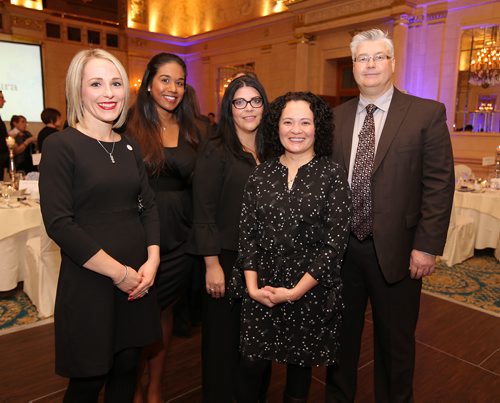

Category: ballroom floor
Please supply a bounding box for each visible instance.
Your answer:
[0,292,498,402]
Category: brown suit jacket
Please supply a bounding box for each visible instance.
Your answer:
[333,88,454,283]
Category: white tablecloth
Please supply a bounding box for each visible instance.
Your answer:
[0,202,42,240]
[0,201,60,317]
[454,189,500,260]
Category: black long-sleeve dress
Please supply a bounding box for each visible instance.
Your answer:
[189,138,257,402]
[39,127,162,377]
[231,156,351,366]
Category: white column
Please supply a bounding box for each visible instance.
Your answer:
[392,14,410,91]
[294,34,313,91]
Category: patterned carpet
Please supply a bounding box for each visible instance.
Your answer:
[0,289,41,332]
[423,252,500,317]
[0,252,498,333]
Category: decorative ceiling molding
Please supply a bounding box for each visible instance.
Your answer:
[303,0,393,26]
[426,10,447,25]
[11,15,43,31]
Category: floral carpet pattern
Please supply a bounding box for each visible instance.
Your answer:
[423,254,500,317]
[0,290,40,331]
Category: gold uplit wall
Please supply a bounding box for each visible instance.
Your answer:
[128,0,288,37]
[2,0,500,175]
[9,0,42,10]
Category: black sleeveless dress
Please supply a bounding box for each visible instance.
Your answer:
[149,132,199,309]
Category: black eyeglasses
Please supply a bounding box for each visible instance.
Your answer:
[232,97,263,109]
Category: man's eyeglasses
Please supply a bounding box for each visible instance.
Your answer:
[353,54,392,64]
[232,97,263,109]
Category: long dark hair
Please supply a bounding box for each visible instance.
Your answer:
[216,75,269,162]
[265,92,333,158]
[127,52,200,175]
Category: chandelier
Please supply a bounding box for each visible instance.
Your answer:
[469,27,500,88]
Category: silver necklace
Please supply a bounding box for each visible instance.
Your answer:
[96,138,116,163]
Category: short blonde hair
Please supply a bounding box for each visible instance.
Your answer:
[350,29,394,60]
[65,49,130,128]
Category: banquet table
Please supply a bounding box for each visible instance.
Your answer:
[453,188,500,260]
[0,200,60,317]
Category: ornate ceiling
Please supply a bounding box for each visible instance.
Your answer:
[37,0,299,38]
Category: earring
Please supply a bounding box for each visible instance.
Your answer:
[147,87,151,92]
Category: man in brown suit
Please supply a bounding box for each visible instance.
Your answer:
[326,29,454,402]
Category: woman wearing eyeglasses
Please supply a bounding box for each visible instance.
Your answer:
[189,75,270,402]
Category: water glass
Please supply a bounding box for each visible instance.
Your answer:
[1,182,14,200]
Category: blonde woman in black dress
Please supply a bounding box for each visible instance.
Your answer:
[40,49,161,402]
[231,92,351,402]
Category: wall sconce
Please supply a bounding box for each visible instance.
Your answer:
[132,78,142,94]
[217,63,256,106]
[478,102,494,112]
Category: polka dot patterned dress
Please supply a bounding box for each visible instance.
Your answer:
[230,155,351,366]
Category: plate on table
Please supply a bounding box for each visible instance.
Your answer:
[0,201,20,208]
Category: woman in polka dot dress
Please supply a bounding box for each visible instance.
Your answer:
[231,92,351,402]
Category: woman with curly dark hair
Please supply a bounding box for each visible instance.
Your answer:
[231,92,351,402]
[263,92,334,158]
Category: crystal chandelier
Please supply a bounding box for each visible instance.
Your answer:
[469,27,500,88]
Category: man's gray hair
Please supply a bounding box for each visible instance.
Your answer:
[350,29,394,60]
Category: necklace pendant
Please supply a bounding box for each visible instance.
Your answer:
[110,155,115,163]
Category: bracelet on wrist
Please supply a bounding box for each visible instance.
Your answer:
[113,265,128,286]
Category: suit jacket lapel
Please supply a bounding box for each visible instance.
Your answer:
[373,88,411,173]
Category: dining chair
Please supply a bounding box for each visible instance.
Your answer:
[454,164,473,182]
[24,225,61,318]
[440,198,476,267]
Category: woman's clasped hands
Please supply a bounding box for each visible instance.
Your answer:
[128,258,159,301]
[110,260,157,301]
[249,286,297,307]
